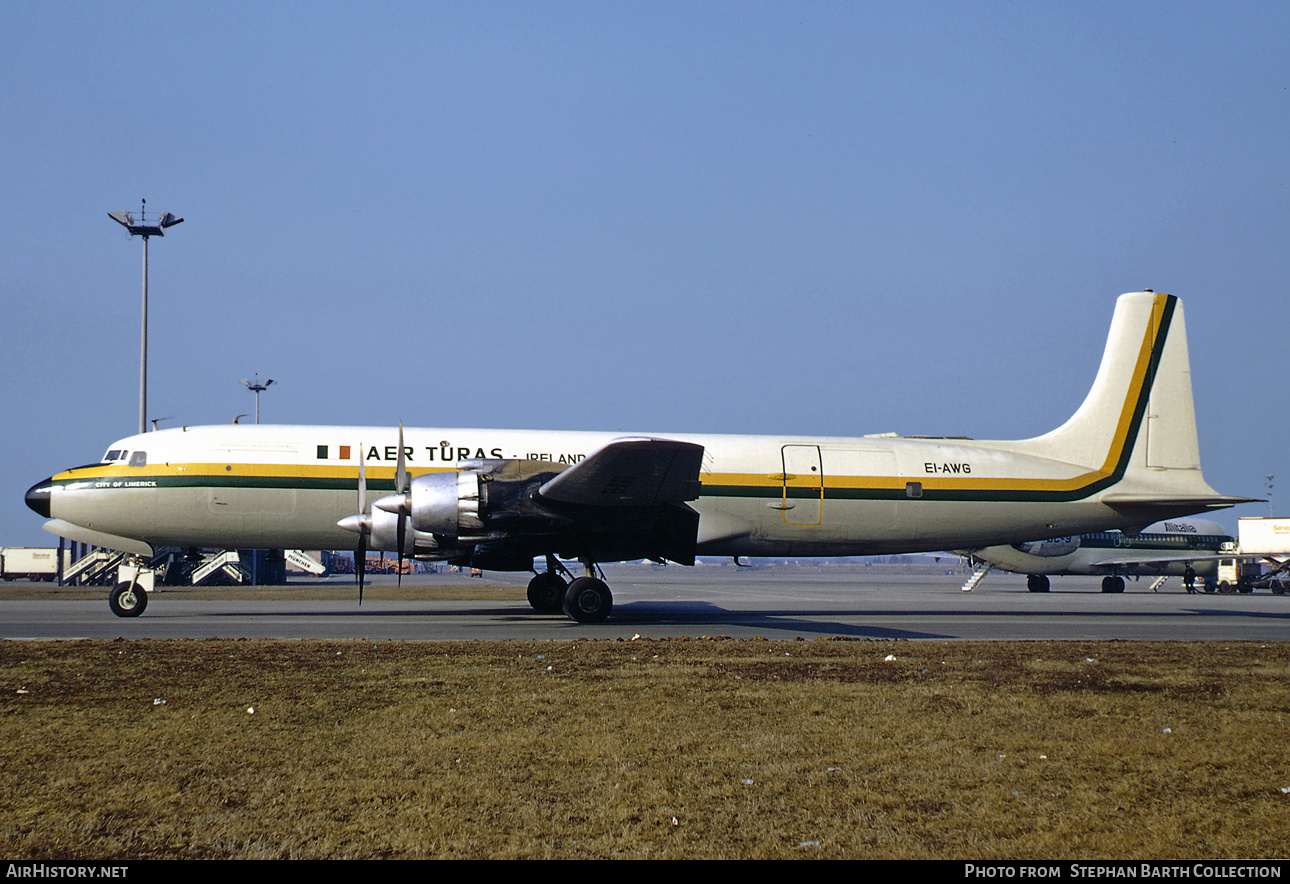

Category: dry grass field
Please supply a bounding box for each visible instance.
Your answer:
[2,636,1288,859]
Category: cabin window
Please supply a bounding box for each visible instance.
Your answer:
[129,451,147,467]
[905,481,923,499]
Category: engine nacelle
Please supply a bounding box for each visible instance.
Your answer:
[403,471,482,536]
[1012,536,1080,557]
[372,461,568,550]
[365,504,429,556]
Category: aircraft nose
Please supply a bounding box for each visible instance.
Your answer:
[25,478,52,518]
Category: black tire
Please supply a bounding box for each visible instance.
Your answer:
[1101,576,1125,593]
[108,581,147,618]
[563,576,613,623]
[526,572,567,614]
[1027,574,1050,593]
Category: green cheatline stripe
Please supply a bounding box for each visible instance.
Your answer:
[704,484,1096,504]
[55,475,398,493]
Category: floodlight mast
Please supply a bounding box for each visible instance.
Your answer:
[108,199,184,434]
[240,375,275,424]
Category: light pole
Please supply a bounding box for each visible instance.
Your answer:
[240,376,275,424]
[108,199,184,435]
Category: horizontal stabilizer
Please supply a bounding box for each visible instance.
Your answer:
[1102,493,1261,511]
[537,438,704,508]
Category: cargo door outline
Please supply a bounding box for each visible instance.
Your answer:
[781,444,823,526]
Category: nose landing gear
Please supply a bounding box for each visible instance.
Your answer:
[108,580,148,617]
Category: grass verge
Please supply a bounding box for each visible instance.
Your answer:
[2,638,1288,859]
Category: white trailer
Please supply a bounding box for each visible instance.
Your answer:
[1,547,60,582]
[1237,517,1290,555]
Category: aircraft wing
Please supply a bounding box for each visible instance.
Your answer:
[1084,551,1225,570]
[536,437,704,507]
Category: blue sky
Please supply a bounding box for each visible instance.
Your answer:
[2,1,1286,548]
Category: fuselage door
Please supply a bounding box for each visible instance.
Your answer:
[781,444,823,526]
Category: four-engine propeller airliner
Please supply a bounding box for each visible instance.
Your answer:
[26,291,1250,621]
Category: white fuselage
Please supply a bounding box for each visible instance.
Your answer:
[35,422,1191,560]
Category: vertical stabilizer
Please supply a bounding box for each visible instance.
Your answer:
[1015,292,1217,501]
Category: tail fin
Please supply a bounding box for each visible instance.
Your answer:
[1015,291,1246,513]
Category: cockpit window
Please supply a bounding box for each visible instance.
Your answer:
[129,451,147,467]
[103,449,123,462]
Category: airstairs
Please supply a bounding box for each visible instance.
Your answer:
[961,562,992,592]
[61,547,326,587]
[62,549,130,585]
[63,547,247,586]
[190,550,248,585]
[283,549,326,576]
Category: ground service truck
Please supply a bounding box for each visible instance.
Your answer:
[1,547,59,582]
[1215,518,1290,594]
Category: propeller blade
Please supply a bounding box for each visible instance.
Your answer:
[395,422,408,587]
[357,442,367,514]
[395,422,408,493]
[357,443,367,605]
[357,531,366,605]
[396,525,406,586]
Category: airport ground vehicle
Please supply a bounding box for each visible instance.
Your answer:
[1,547,59,582]
[1212,518,1290,594]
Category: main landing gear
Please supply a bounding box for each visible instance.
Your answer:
[1101,575,1126,593]
[1026,574,1050,593]
[525,556,614,623]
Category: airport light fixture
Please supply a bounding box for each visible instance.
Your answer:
[240,375,275,424]
[108,199,184,435]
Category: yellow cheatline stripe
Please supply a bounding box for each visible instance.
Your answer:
[54,463,457,481]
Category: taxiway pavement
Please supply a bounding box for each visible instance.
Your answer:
[5,565,1289,641]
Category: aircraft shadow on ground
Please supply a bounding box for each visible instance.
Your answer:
[197,600,946,639]
[180,597,1288,641]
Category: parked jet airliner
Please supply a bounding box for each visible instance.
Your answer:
[959,517,1235,593]
[26,291,1249,621]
